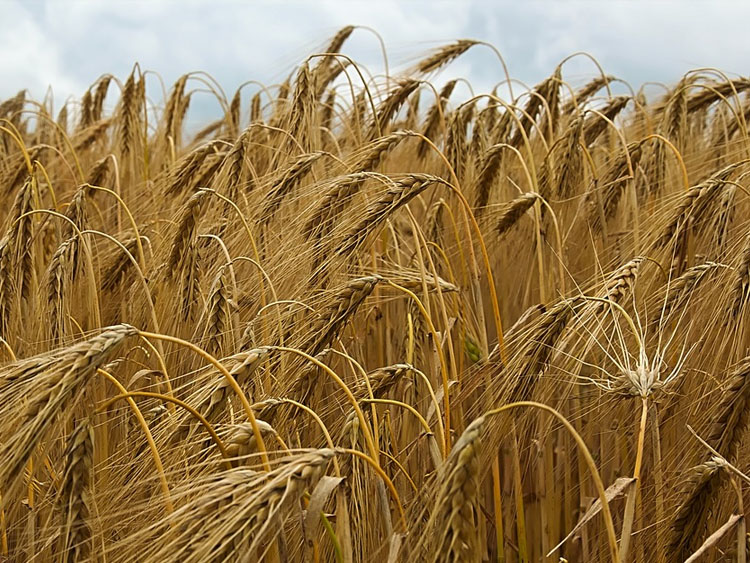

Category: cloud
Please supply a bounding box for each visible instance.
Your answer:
[1,0,749,123]
[0,1,85,104]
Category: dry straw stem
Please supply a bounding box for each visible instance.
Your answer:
[482,401,620,563]
[100,389,232,468]
[269,345,380,462]
[138,330,272,470]
[386,280,451,452]
[0,324,135,496]
[731,234,750,316]
[95,368,175,514]
[57,418,94,563]
[250,396,342,474]
[670,357,750,559]
[6,30,750,563]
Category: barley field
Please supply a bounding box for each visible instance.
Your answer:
[1,27,749,562]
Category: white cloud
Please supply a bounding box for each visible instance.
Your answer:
[1,0,749,122]
[0,1,85,104]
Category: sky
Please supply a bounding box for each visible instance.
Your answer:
[1,0,749,123]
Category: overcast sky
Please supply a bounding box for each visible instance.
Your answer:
[2,0,749,122]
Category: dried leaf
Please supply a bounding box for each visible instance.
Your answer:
[426,381,458,425]
[684,514,742,563]
[387,533,405,563]
[304,475,345,540]
[549,476,635,555]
